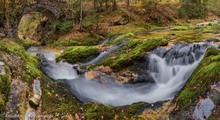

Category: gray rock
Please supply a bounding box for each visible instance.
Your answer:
[0,61,6,75]
[193,97,215,120]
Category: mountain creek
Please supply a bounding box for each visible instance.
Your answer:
[1,20,220,120]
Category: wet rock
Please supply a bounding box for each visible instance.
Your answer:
[114,70,138,84]
[85,71,99,79]
[29,78,42,109]
[141,102,176,120]
[29,94,41,109]
[152,43,207,65]
[25,109,36,120]
[193,97,215,120]
[0,61,6,75]
[73,65,85,74]
[96,66,112,73]
[33,78,42,96]
[134,73,155,84]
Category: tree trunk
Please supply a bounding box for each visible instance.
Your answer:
[113,0,117,10]
[79,0,83,31]
[127,0,130,7]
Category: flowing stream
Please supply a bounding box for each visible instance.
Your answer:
[28,41,216,106]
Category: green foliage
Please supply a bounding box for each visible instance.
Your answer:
[209,0,220,17]
[53,20,73,32]
[179,0,209,19]
[82,13,104,30]
[176,47,220,109]
[57,46,100,63]
[82,14,97,29]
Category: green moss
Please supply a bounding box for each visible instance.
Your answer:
[57,46,100,63]
[109,23,146,36]
[172,26,189,31]
[99,38,168,70]
[41,79,81,115]
[0,39,43,84]
[176,47,220,109]
[84,102,116,120]
[51,36,99,47]
[84,102,145,120]
[107,33,134,45]
[15,38,35,49]
[169,30,212,43]
[0,64,11,113]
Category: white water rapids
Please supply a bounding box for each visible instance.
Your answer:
[28,42,214,106]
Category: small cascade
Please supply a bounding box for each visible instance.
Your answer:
[79,45,121,67]
[149,43,207,85]
[27,47,78,80]
[62,43,210,106]
[28,41,217,106]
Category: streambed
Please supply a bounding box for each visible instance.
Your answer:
[27,40,218,106]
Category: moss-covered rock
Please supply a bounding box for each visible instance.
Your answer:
[0,64,11,113]
[57,46,100,63]
[84,102,146,120]
[41,79,81,116]
[0,39,81,117]
[172,26,189,31]
[176,47,220,109]
[0,39,43,83]
[107,33,134,45]
[99,37,168,70]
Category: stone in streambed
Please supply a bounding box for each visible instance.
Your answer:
[29,94,41,109]
[85,71,99,79]
[29,78,42,109]
[0,61,6,75]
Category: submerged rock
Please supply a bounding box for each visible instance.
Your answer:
[85,71,100,79]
